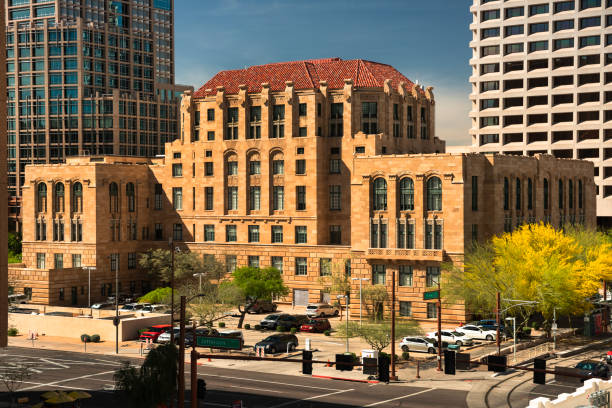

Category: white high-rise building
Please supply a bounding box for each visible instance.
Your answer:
[469,0,612,224]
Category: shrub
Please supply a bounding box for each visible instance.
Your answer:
[80,334,91,343]
[276,325,286,332]
[401,351,410,361]
[290,327,298,334]
[531,321,541,330]
[244,324,251,330]
[522,327,532,336]
[7,327,18,337]
[91,334,101,343]
[218,322,226,328]
[323,330,331,336]
[254,324,262,330]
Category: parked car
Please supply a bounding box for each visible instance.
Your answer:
[260,314,308,330]
[139,324,172,343]
[476,319,505,332]
[427,330,474,347]
[218,330,244,341]
[300,318,331,333]
[400,337,439,354]
[119,303,147,312]
[91,301,114,310]
[247,300,277,314]
[254,334,299,354]
[142,304,168,313]
[156,327,180,344]
[8,294,28,304]
[455,325,497,341]
[305,303,340,318]
[575,360,610,380]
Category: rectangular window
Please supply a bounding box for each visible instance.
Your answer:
[248,225,259,243]
[205,162,214,176]
[529,4,549,15]
[72,254,81,268]
[272,256,283,273]
[154,184,163,210]
[295,257,307,276]
[427,303,438,319]
[372,264,386,285]
[249,106,261,139]
[172,187,182,210]
[320,258,332,276]
[399,265,413,287]
[154,223,163,240]
[272,160,284,175]
[273,186,284,210]
[249,187,261,211]
[205,187,213,210]
[227,161,238,175]
[36,253,45,269]
[110,253,119,272]
[330,103,344,137]
[54,253,63,269]
[329,225,341,245]
[271,225,283,243]
[226,225,237,242]
[128,253,136,269]
[295,226,307,244]
[362,102,377,134]
[329,159,341,174]
[207,131,215,141]
[225,107,238,140]
[298,127,307,137]
[272,105,285,138]
[173,224,183,241]
[207,108,215,121]
[299,103,307,117]
[472,176,478,211]
[296,186,306,210]
[426,266,440,287]
[172,163,182,177]
[227,187,238,210]
[329,185,341,210]
[226,255,237,273]
[248,256,259,268]
[554,1,575,13]
[204,225,215,242]
[399,301,412,317]
[249,160,261,175]
[296,159,306,175]
[482,9,500,21]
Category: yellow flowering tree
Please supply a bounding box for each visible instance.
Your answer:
[444,224,612,325]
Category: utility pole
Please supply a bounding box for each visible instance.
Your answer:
[390,268,397,380]
[190,321,197,408]
[437,280,442,371]
[496,291,501,355]
[178,296,186,408]
[170,238,175,345]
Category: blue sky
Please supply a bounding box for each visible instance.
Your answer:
[174,0,473,145]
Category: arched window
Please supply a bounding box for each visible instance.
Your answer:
[568,180,573,210]
[543,178,549,210]
[54,183,64,212]
[109,182,119,213]
[37,183,47,212]
[515,178,521,210]
[527,178,533,211]
[126,182,135,212]
[427,177,442,211]
[558,180,564,209]
[72,182,83,213]
[399,178,414,211]
[578,180,583,210]
[503,177,509,211]
[372,178,387,211]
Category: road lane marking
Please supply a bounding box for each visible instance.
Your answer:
[268,389,354,408]
[363,388,436,406]
[19,381,93,391]
[40,358,70,369]
[20,370,117,391]
[199,373,344,391]
[228,385,283,393]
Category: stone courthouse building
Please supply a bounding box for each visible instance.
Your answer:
[9,58,597,323]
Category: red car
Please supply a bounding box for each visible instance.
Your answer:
[300,318,331,333]
[139,324,172,343]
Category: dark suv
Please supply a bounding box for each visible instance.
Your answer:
[254,334,298,354]
[247,300,277,314]
[260,314,308,330]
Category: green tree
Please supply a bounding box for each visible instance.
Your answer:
[335,321,422,353]
[361,285,389,322]
[137,287,172,304]
[226,266,289,328]
[179,279,242,326]
[138,249,225,285]
[444,224,612,330]
[114,343,178,408]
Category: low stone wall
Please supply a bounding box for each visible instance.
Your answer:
[528,378,612,408]
[8,312,170,341]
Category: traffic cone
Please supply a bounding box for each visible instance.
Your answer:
[326,359,331,367]
[208,357,212,362]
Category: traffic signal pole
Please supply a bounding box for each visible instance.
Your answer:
[390,268,397,380]
[190,321,197,408]
[178,296,186,408]
[496,292,501,355]
[437,281,442,371]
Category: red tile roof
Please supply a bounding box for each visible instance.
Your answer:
[193,58,421,98]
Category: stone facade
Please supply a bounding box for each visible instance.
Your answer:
[9,58,597,324]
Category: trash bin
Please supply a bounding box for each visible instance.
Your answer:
[361,349,378,362]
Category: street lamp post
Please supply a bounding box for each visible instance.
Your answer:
[505,317,516,362]
[82,266,96,308]
[169,237,176,346]
[193,273,205,293]
[337,295,349,353]
[351,277,369,326]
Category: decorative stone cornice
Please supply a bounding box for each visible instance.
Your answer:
[215,86,225,108]
[343,79,353,103]
[238,84,248,107]
[425,86,435,104]
[319,80,328,99]
[398,81,407,101]
[284,81,295,105]
[383,79,392,96]
[261,83,270,106]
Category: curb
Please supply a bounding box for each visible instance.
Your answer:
[311,374,380,384]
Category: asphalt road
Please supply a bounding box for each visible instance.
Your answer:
[0,347,468,408]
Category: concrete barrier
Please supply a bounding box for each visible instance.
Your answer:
[528,378,611,408]
[8,312,170,341]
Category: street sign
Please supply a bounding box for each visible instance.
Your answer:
[196,336,242,350]
[423,290,440,300]
[551,323,558,331]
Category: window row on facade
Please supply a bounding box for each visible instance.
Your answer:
[479,56,612,75]
[479,16,611,41]
[479,1,608,22]
[479,73,610,94]
[371,176,442,212]
[478,91,612,110]
[502,176,586,213]
[479,112,612,128]
[480,129,612,145]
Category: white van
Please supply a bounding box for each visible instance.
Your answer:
[8,294,27,304]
